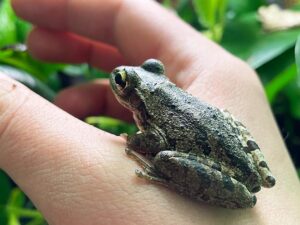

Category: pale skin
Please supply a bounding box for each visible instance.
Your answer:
[0,0,298,224]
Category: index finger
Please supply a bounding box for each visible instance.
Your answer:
[10,0,174,60]
[11,0,222,79]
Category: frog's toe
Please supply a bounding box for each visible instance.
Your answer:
[135,169,168,186]
[265,175,276,187]
[251,185,261,193]
[120,133,128,140]
[135,169,144,178]
[251,195,257,207]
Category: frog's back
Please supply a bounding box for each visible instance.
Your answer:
[144,83,262,190]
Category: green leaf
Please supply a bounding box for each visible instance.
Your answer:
[86,116,138,135]
[6,188,25,225]
[8,189,25,208]
[222,13,300,69]
[192,0,228,41]
[8,215,20,225]
[294,34,300,83]
[60,64,109,82]
[0,171,11,204]
[227,0,265,17]
[0,171,11,225]
[257,47,296,84]
[5,207,43,220]
[248,30,300,69]
[193,0,216,28]
[25,218,46,225]
[62,64,90,77]
[176,0,199,26]
[280,34,300,119]
[15,18,32,43]
[0,65,56,101]
[0,45,66,82]
[3,188,44,224]
[265,64,297,103]
[162,0,172,8]
[0,0,17,45]
[0,205,8,225]
[285,81,300,119]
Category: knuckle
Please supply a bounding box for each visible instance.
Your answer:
[231,58,265,93]
[217,56,265,94]
[189,54,267,112]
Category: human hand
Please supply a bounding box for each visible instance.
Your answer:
[0,0,298,224]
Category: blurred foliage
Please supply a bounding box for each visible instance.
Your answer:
[0,0,300,224]
[86,116,138,135]
[192,0,228,41]
[0,172,45,225]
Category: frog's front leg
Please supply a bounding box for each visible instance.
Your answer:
[152,151,257,209]
[127,128,168,154]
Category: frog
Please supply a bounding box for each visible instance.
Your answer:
[109,59,276,209]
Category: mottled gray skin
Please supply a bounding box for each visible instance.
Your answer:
[110,59,276,209]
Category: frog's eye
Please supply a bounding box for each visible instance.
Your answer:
[141,59,165,75]
[115,70,127,89]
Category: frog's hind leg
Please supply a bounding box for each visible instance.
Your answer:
[222,110,276,188]
[154,151,256,209]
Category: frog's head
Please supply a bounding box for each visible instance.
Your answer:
[110,59,166,111]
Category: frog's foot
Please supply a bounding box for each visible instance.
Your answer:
[222,109,276,188]
[125,147,153,169]
[244,139,276,188]
[154,151,256,209]
[125,147,158,175]
[135,169,168,186]
[125,147,169,186]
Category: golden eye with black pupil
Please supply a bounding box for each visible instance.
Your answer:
[115,70,127,89]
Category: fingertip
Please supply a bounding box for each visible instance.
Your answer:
[27,28,84,63]
[12,0,66,29]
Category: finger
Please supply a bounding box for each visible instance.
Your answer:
[12,0,224,84]
[28,28,126,71]
[12,0,122,45]
[54,79,133,122]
